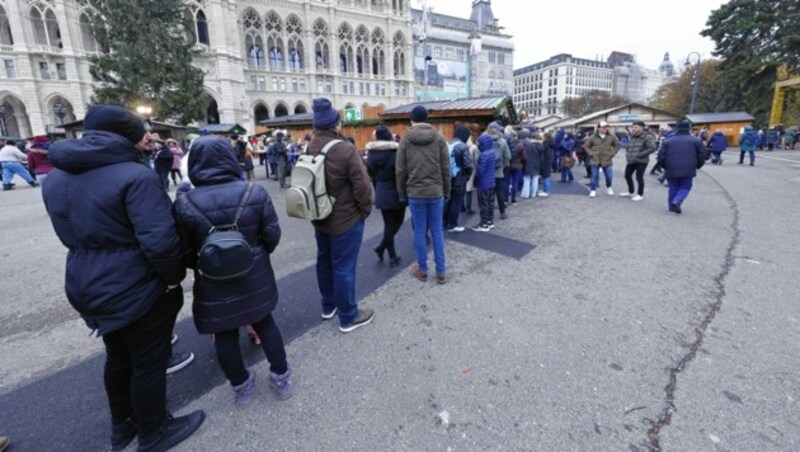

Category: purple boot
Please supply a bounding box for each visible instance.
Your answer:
[269,365,293,400]
[232,370,256,407]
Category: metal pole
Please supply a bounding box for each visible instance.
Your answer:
[686,52,701,115]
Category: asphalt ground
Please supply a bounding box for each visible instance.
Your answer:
[1,149,798,451]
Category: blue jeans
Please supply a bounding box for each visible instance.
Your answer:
[408,197,446,275]
[444,184,466,229]
[667,177,693,207]
[541,176,551,194]
[560,168,574,182]
[315,219,365,325]
[510,169,523,201]
[590,165,613,190]
[503,171,513,202]
[2,161,35,184]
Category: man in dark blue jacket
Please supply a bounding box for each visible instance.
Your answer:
[656,120,706,214]
[42,105,205,451]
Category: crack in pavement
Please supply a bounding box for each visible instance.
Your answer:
[646,171,742,451]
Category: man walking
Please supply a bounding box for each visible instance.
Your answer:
[619,121,658,202]
[397,105,450,284]
[444,124,473,233]
[1,138,39,190]
[584,121,620,198]
[656,120,706,214]
[738,126,758,166]
[307,98,375,333]
[42,105,204,451]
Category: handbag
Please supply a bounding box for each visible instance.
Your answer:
[561,155,576,169]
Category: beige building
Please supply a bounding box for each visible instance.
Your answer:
[0,0,416,137]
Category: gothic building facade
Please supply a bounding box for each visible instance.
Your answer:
[0,0,415,137]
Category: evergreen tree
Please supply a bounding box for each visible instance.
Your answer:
[87,0,206,125]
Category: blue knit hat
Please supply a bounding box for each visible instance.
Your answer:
[675,120,691,133]
[478,133,494,152]
[84,104,146,144]
[410,105,428,123]
[313,98,340,130]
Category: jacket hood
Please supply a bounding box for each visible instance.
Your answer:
[49,130,142,174]
[365,140,399,151]
[188,135,243,186]
[407,123,439,146]
[486,128,502,139]
[744,126,754,132]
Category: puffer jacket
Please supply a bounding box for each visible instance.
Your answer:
[522,139,543,176]
[474,145,496,191]
[43,131,185,335]
[657,132,707,179]
[396,123,450,199]
[708,131,728,153]
[585,132,621,166]
[486,128,511,178]
[625,131,658,164]
[739,127,758,152]
[366,140,404,210]
[174,136,281,334]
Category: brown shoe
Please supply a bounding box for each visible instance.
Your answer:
[0,436,10,452]
[436,273,447,284]
[412,265,428,282]
[500,212,508,220]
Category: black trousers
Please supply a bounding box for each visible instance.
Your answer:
[478,189,494,225]
[377,207,406,258]
[493,177,506,214]
[444,185,466,229]
[624,163,648,196]
[102,287,183,436]
[214,314,288,386]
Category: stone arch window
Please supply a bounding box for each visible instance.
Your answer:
[195,9,209,45]
[355,25,368,44]
[356,44,369,75]
[274,103,289,117]
[313,19,329,70]
[286,15,303,72]
[371,28,385,77]
[0,5,14,45]
[338,22,354,74]
[245,31,265,68]
[393,31,406,77]
[242,8,261,30]
[48,95,76,124]
[294,103,308,114]
[265,11,284,71]
[77,12,96,51]
[0,95,33,137]
[264,10,283,33]
[29,2,62,48]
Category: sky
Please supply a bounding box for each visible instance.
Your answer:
[415,0,728,72]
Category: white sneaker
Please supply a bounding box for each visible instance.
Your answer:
[631,194,643,202]
[447,226,465,233]
[537,192,549,198]
[589,190,597,198]
[606,187,614,196]
[619,192,632,197]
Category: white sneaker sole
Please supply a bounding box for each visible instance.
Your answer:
[339,314,374,333]
[166,353,195,375]
[321,307,338,320]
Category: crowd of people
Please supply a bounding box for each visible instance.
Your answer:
[2,95,793,452]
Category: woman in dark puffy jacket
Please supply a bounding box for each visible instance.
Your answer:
[366,126,404,267]
[174,135,292,407]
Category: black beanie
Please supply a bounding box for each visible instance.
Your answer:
[84,105,147,144]
[375,126,393,141]
[454,124,471,143]
[410,105,428,123]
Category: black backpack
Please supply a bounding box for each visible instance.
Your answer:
[182,182,256,282]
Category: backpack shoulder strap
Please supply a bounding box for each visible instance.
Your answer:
[181,194,215,232]
[318,139,343,157]
[232,182,255,227]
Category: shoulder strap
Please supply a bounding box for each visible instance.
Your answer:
[182,194,215,232]
[232,182,255,227]
[319,139,343,157]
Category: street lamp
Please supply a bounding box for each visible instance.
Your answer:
[136,105,153,117]
[684,52,701,115]
[53,102,68,125]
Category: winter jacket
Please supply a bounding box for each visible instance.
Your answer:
[0,144,27,162]
[522,139,543,176]
[465,143,479,192]
[366,140,404,210]
[27,148,54,175]
[657,132,707,179]
[474,148,496,191]
[558,137,576,157]
[170,147,183,170]
[396,123,450,199]
[541,138,554,177]
[739,127,758,152]
[584,132,621,166]
[510,141,527,170]
[154,145,174,173]
[625,131,658,164]
[708,132,728,153]
[174,136,281,334]
[486,129,511,178]
[448,138,474,189]
[42,130,185,335]
[307,130,374,235]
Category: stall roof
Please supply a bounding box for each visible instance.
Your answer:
[260,113,314,127]
[60,119,190,131]
[549,103,678,129]
[684,112,754,124]
[381,96,511,117]
[200,123,247,135]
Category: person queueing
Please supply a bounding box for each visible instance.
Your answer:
[707,129,727,165]
[174,135,292,406]
[367,126,405,267]
[42,105,204,451]
[444,124,474,231]
[619,121,658,202]
[738,126,758,166]
[470,134,497,232]
[656,120,707,214]
[558,132,576,184]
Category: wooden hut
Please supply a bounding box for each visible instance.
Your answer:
[684,112,755,146]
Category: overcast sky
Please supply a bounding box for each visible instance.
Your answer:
[416,0,728,71]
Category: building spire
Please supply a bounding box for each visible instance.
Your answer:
[470,0,494,30]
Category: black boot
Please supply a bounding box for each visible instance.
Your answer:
[111,418,137,451]
[372,245,385,263]
[137,411,205,452]
[2,184,13,191]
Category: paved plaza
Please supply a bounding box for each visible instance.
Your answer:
[1,151,799,451]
